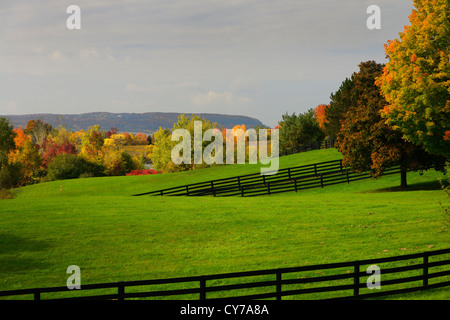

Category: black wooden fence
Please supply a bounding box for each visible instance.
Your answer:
[280,139,335,157]
[0,248,448,300]
[133,159,401,197]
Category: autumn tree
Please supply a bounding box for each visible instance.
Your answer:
[80,125,104,160]
[336,60,446,189]
[106,127,118,139]
[41,139,77,168]
[376,0,450,159]
[8,128,42,185]
[135,133,148,145]
[24,119,53,148]
[314,104,329,134]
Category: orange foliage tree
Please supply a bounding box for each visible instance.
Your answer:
[376,0,450,159]
[8,128,42,185]
[314,104,329,134]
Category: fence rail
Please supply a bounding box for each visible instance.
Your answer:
[133,158,401,197]
[280,139,335,157]
[1,249,449,300]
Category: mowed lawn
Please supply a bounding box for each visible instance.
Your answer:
[0,149,449,299]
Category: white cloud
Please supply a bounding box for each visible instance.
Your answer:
[31,47,44,54]
[193,91,234,105]
[49,50,65,61]
[78,47,99,61]
[192,91,251,106]
[125,83,151,93]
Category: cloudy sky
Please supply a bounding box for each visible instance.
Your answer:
[0,0,414,127]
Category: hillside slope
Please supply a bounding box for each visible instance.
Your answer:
[0,148,448,300]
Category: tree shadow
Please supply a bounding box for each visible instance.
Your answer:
[0,233,54,274]
[369,180,447,193]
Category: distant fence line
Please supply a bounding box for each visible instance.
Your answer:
[133,158,401,197]
[0,248,448,300]
[280,139,336,157]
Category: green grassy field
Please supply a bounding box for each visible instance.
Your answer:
[0,148,449,300]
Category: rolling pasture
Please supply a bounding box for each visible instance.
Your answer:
[0,149,448,299]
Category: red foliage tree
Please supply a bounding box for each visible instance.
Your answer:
[42,139,77,167]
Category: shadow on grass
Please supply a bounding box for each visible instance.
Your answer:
[0,233,54,274]
[368,180,447,193]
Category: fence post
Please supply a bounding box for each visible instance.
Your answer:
[340,159,343,173]
[199,276,206,300]
[276,271,282,301]
[160,190,163,196]
[314,164,317,176]
[34,291,40,301]
[211,181,215,197]
[240,186,244,197]
[288,168,291,181]
[346,169,350,184]
[186,185,190,196]
[294,179,298,192]
[267,182,271,195]
[320,174,323,188]
[353,263,360,297]
[118,281,125,300]
[423,252,429,288]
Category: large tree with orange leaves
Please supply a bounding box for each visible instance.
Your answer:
[376,0,450,159]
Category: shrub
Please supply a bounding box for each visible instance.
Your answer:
[126,169,160,176]
[0,188,15,199]
[103,150,138,176]
[44,153,105,182]
[0,162,23,189]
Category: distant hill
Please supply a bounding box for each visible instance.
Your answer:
[1,112,266,134]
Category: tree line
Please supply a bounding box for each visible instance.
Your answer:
[280,0,449,189]
[0,0,448,191]
[0,119,152,189]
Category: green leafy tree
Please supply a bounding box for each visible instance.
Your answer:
[150,114,219,173]
[376,0,450,159]
[150,128,173,173]
[278,109,325,152]
[325,76,356,140]
[0,117,22,189]
[44,153,105,182]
